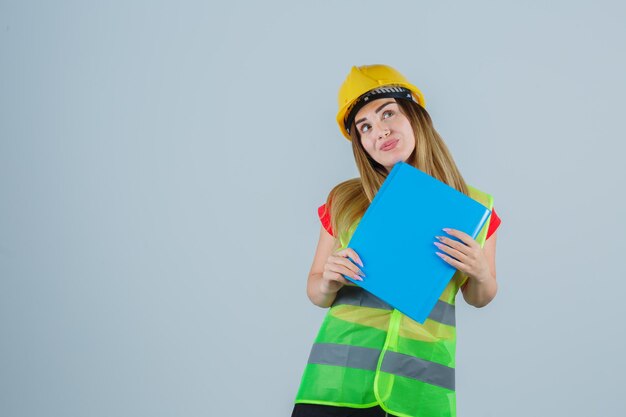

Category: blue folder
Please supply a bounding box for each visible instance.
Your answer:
[343,162,491,324]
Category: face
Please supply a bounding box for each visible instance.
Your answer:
[353,99,416,172]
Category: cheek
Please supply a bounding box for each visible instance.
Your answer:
[360,137,373,152]
[402,123,413,137]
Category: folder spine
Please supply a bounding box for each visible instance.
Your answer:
[471,208,492,240]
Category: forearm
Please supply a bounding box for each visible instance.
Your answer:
[306,272,339,308]
[462,272,498,308]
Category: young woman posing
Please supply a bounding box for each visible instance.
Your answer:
[292,64,501,417]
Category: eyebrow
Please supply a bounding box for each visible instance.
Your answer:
[355,101,396,126]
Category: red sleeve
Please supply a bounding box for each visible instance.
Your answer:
[486,208,501,239]
[317,203,335,237]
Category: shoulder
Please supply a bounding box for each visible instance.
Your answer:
[317,203,334,237]
[316,178,362,238]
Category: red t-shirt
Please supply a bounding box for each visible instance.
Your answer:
[317,203,501,239]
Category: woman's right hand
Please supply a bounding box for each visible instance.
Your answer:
[320,248,366,295]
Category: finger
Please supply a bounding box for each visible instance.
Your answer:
[331,254,365,277]
[442,228,477,248]
[434,235,471,256]
[435,251,466,272]
[336,247,364,268]
[330,274,353,285]
[328,264,364,281]
[434,241,468,263]
[346,248,364,268]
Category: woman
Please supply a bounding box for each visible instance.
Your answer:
[292,65,501,417]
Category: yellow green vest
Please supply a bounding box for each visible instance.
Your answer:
[295,185,494,417]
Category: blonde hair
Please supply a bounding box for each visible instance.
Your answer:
[326,99,468,245]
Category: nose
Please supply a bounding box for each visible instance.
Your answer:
[372,121,390,139]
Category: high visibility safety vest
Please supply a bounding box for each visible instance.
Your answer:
[295,186,494,417]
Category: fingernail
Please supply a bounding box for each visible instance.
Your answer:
[436,252,444,257]
[435,236,443,241]
[443,228,451,233]
[433,242,442,248]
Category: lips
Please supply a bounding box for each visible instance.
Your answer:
[380,139,399,151]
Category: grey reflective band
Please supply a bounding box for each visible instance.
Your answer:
[428,299,456,327]
[308,343,380,371]
[332,286,456,327]
[307,343,455,391]
[380,351,455,391]
[332,286,393,310]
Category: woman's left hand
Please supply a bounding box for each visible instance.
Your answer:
[434,228,492,283]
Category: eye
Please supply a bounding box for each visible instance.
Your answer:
[359,123,371,133]
[382,110,394,119]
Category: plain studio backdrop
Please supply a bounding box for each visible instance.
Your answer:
[1,1,625,416]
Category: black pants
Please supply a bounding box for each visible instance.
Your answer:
[291,403,396,417]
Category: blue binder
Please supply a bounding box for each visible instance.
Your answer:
[344,162,491,324]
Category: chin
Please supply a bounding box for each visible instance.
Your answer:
[376,149,411,169]
[383,155,406,166]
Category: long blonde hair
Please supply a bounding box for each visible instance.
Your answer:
[326,99,468,245]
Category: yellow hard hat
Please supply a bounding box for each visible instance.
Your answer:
[336,64,426,140]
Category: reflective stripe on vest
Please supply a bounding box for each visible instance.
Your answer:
[295,185,494,417]
[333,286,456,327]
[308,342,455,391]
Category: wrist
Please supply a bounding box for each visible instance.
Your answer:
[319,280,340,296]
[468,270,493,285]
